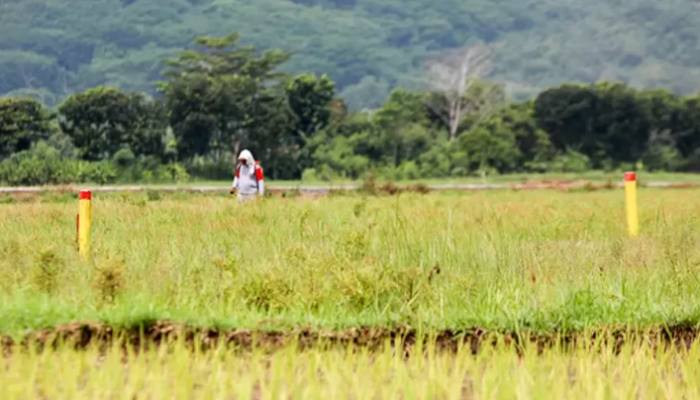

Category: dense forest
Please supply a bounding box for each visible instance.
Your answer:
[2,32,700,186]
[4,0,700,111]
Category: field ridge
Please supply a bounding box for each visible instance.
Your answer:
[4,321,700,356]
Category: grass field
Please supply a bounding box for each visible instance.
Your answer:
[2,187,700,398]
[2,187,700,334]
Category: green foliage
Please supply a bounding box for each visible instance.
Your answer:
[549,149,592,174]
[286,74,336,139]
[0,142,189,186]
[113,148,136,169]
[94,256,126,306]
[145,189,162,202]
[163,163,191,184]
[58,87,166,161]
[33,248,62,295]
[312,134,371,179]
[4,28,700,184]
[0,143,97,186]
[533,82,700,172]
[159,33,296,181]
[0,97,54,158]
[643,130,686,172]
[160,34,314,179]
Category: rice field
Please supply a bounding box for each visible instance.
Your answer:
[4,337,700,399]
[2,187,700,398]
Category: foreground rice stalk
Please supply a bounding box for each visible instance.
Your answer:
[3,338,700,400]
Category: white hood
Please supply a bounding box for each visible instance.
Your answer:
[238,149,255,169]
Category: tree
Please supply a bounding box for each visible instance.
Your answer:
[308,111,381,178]
[159,33,292,162]
[505,102,554,171]
[281,74,336,175]
[160,74,218,160]
[643,129,685,171]
[127,94,169,159]
[458,116,522,175]
[311,134,371,180]
[534,82,653,168]
[286,74,336,143]
[676,95,700,170]
[423,44,501,140]
[533,84,599,158]
[246,89,295,179]
[58,87,165,161]
[374,89,430,167]
[0,97,54,158]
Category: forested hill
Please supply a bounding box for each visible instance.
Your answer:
[3,0,700,109]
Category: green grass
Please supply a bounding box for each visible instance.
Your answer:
[4,337,700,399]
[2,188,700,336]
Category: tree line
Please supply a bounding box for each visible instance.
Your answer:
[2,33,700,186]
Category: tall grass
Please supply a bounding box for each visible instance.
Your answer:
[3,336,700,399]
[1,189,700,334]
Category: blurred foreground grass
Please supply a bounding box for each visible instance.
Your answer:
[1,188,700,335]
[3,337,700,400]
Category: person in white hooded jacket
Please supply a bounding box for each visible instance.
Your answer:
[230,149,264,201]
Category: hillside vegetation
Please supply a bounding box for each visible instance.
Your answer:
[3,0,700,109]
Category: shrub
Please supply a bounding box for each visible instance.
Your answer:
[0,149,80,186]
[33,249,62,295]
[187,158,233,181]
[94,257,126,306]
[164,163,190,183]
[397,161,420,180]
[301,168,318,182]
[146,190,162,202]
[0,143,191,186]
[360,175,378,195]
[113,148,136,168]
[549,149,591,173]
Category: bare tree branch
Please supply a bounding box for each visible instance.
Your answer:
[423,44,499,140]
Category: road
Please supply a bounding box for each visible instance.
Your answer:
[0,181,696,194]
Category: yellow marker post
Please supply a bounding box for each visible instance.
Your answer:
[78,190,92,258]
[624,172,639,237]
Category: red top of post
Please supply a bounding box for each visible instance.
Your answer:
[79,190,92,200]
[624,172,636,182]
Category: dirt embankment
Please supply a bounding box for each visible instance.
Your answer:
[3,322,700,356]
[1,179,698,200]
